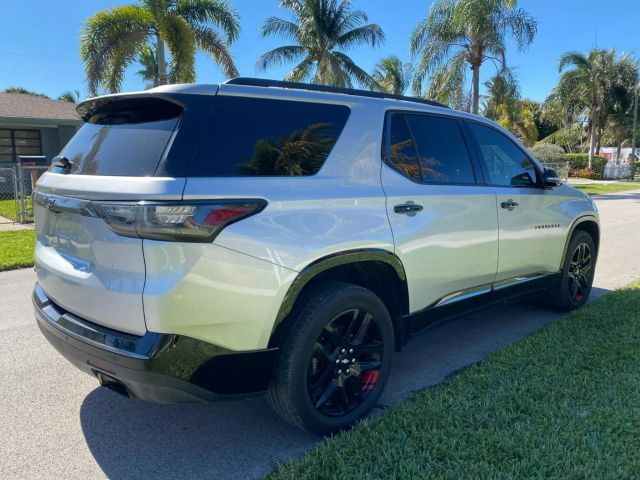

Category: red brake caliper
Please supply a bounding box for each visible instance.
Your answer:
[361,370,380,391]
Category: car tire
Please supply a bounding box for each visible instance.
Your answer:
[549,230,596,311]
[267,281,394,435]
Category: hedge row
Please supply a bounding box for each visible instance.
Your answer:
[530,145,608,178]
[561,153,608,178]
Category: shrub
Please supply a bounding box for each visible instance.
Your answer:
[561,153,607,178]
[530,143,565,163]
[571,167,598,179]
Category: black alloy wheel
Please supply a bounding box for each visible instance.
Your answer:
[267,282,394,435]
[307,308,384,416]
[549,230,596,311]
[567,242,592,303]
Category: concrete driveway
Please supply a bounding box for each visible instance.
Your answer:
[1,190,639,480]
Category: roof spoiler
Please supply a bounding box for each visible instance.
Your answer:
[76,84,219,121]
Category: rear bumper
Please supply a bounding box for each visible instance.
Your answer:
[33,284,278,402]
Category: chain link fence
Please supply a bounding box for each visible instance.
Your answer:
[0,164,48,224]
[0,167,19,224]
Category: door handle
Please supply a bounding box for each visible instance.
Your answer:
[394,202,423,215]
[500,199,519,210]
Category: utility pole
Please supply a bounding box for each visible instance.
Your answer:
[632,83,638,181]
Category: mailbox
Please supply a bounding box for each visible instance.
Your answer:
[18,155,47,167]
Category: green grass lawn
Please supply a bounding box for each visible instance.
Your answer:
[0,198,19,221]
[573,182,640,196]
[0,197,33,222]
[269,282,640,479]
[0,230,35,271]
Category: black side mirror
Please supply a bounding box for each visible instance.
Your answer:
[510,172,534,186]
[542,168,562,187]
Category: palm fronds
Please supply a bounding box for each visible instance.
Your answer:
[410,0,537,113]
[81,0,240,95]
[372,56,412,96]
[258,0,384,89]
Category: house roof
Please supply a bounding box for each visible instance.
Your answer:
[0,93,81,123]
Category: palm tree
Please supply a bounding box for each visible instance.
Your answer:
[482,69,520,120]
[546,49,637,166]
[603,114,633,160]
[603,56,638,157]
[482,69,537,145]
[57,90,81,103]
[410,0,537,114]
[137,43,160,89]
[257,0,385,89]
[371,56,412,95]
[483,71,537,145]
[81,0,240,96]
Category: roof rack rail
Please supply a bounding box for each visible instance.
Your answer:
[224,77,449,109]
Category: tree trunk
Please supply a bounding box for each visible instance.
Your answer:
[156,34,168,86]
[471,63,480,115]
[632,84,638,181]
[588,111,596,169]
[617,142,622,163]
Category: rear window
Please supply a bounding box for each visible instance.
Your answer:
[405,114,475,184]
[189,96,350,176]
[59,98,182,176]
[383,112,475,184]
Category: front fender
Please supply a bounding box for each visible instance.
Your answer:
[559,214,600,268]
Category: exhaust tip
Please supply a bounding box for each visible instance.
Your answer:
[94,371,131,398]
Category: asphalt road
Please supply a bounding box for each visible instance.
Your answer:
[2,190,640,480]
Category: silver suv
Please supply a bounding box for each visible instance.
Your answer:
[33,78,599,434]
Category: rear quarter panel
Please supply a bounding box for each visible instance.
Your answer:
[183,95,394,272]
[142,241,298,350]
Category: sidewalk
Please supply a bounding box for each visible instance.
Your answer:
[567,177,635,185]
[0,216,33,231]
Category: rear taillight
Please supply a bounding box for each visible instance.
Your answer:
[93,200,267,242]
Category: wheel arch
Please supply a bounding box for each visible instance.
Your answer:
[560,215,600,268]
[268,249,409,351]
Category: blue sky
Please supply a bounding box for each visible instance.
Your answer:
[0,0,638,102]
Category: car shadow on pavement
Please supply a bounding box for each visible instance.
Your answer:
[80,292,611,480]
[80,388,318,480]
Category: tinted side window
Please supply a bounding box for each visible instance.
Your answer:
[190,96,350,177]
[468,122,538,187]
[383,113,421,180]
[405,114,475,184]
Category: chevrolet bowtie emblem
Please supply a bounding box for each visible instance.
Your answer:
[41,196,56,210]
